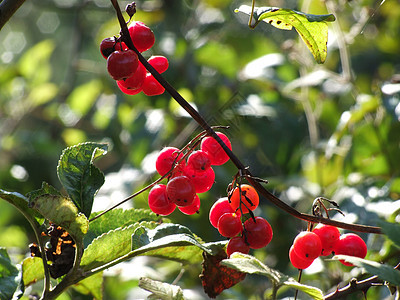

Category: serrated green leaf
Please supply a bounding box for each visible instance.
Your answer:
[380,221,400,248]
[21,257,44,287]
[139,277,184,300]
[73,271,103,300]
[235,5,335,63]
[57,142,108,218]
[86,208,162,247]
[0,248,24,300]
[333,255,400,285]
[222,253,323,300]
[28,194,88,242]
[80,221,158,272]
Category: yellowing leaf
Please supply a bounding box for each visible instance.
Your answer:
[235,6,335,63]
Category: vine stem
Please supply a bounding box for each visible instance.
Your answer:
[109,0,381,235]
[0,0,26,30]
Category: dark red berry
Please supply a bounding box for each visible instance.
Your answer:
[227,236,250,257]
[200,132,232,166]
[148,55,169,73]
[217,213,242,238]
[289,246,314,269]
[148,184,176,216]
[107,50,139,81]
[292,231,322,261]
[333,233,367,266]
[117,62,146,91]
[312,224,340,256]
[128,21,155,52]
[166,175,196,207]
[142,74,165,96]
[243,217,273,249]
[100,37,117,59]
[187,150,211,173]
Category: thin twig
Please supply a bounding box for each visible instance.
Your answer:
[0,0,26,30]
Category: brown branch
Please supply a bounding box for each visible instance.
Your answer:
[0,0,26,30]
[109,0,381,235]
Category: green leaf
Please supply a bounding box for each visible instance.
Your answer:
[21,257,44,287]
[80,221,158,272]
[221,253,323,300]
[235,5,335,63]
[380,221,400,248]
[57,142,108,218]
[139,277,184,300]
[73,271,103,300]
[28,194,88,242]
[85,208,163,247]
[0,248,24,300]
[67,80,102,117]
[333,255,400,286]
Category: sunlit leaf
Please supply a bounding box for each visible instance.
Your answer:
[67,80,102,117]
[139,277,184,300]
[333,255,400,285]
[73,271,103,300]
[21,257,44,287]
[235,5,335,63]
[57,142,108,218]
[222,253,323,299]
[28,83,58,106]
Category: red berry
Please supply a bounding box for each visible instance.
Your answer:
[100,37,117,59]
[155,147,185,177]
[292,231,322,261]
[227,236,250,257]
[128,21,155,52]
[200,132,232,166]
[148,184,176,216]
[148,55,169,73]
[229,184,259,214]
[142,74,165,96]
[117,62,146,91]
[187,150,211,173]
[117,82,142,95]
[107,50,139,81]
[289,246,314,269]
[243,217,273,249]
[217,213,242,238]
[178,194,201,215]
[209,197,236,228]
[312,224,341,256]
[183,165,215,193]
[333,233,367,266]
[166,175,196,207]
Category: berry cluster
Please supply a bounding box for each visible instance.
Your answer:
[289,224,367,269]
[209,184,273,257]
[100,21,168,96]
[148,132,232,216]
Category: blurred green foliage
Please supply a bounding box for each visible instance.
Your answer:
[1,0,400,299]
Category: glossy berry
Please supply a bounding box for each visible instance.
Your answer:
[100,37,117,59]
[166,175,196,207]
[227,236,250,257]
[200,132,232,166]
[243,217,273,249]
[107,50,139,81]
[117,82,142,95]
[312,224,341,256]
[292,231,322,261]
[333,233,367,266]
[155,147,184,177]
[183,165,215,193]
[289,246,314,269]
[209,197,236,228]
[178,194,200,215]
[142,74,165,96]
[217,213,242,238]
[128,21,155,52]
[148,184,176,216]
[148,55,169,73]
[187,150,211,173]
[117,62,146,91]
[229,184,259,214]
